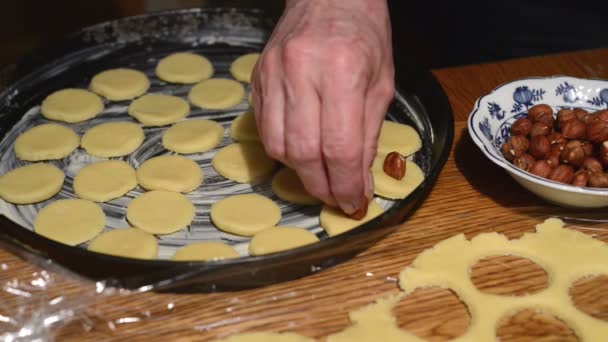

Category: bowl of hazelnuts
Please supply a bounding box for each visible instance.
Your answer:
[469,76,608,207]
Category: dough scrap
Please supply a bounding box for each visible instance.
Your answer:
[0,163,64,204]
[372,154,425,200]
[249,226,320,256]
[127,190,195,235]
[172,241,239,261]
[88,228,158,260]
[81,121,144,157]
[156,52,214,84]
[90,68,150,101]
[320,201,384,237]
[211,193,281,236]
[128,94,190,126]
[212,143,275,183]
[41,88,104,123]
[14,124,79,161]
[378,121,422,157]
[230,111,260,142]
[271,168,321,205]
[229,53,260,83]
[73,160,137,202]
[162,119,224,154]
[188,78,245,110]
[136,155,203,193]
[213,332,314,342]
[34,199,105,246]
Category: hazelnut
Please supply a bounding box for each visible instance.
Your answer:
[586,120,608,143]
[561,119,586,140]
[528,104,554,127]
[560,140,585,168]
[549,131,567,145]
[557,109,576,128]
[529,122,551,137]
[582,157,604,174]
[547,152,560,168]
[588,173,608,188]
[582,142,595,157]
[502,135,530,161]
[383,152,406,180]
[600,141,608,167]
[514,153,536,171]
[548,164,575,184]
[510,118,532,136]
[594,110,608,124]
[529,135,551,160]
[573,108,589,120]
[572,170,591,187]
[529,160,553,178]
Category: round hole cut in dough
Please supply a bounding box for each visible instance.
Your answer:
[73,160,137,202]
[372,154,425,200]
[213,332,314,342]
[229,53,260,83]
[128,94,190,127]
[34,199,106,246]
[90,68,150,101]
[378,120,422,157]
[230,111,260,143]
[188,78,245,110]
[320,201,384,237]
[172,241,239,261]
[212,143,276,183]
[127,190,195,235]
[249,226,320,256]
[271,168,321,205]
[81,121,144,157]
[136,155,203,193]
[41,88,104,123]
[156,52,214,84]
[162,119,224,154]
[14,124,80,161]
[0,163,64,204]
[88,228,158,260]
[210,193,281,236]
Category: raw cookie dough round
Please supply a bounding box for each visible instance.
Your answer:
[162,119,224,154]
[372,154,425,200]
[271,168,321,205]
[320,201,384,237]
[81,121,144,157]
[213,332,314,342]
[188,78,245,110]
[34,199,105,246]
[229,53,260,83]
[127,190,195,235]
[73,160,137,202]
[0,163,64,204]
[41,88,104,123]
[211,193,281,236]
[212,143,275,183]
[88,228,158,259]
[14,124,79,161]
[249,226,320,256]
[172,241,239,261]
[136,155,203,193]
[128,94,190,126]
[156,52,214,84]
[378,120,422,156]
[90,68,150,101]
[230,111,260,142]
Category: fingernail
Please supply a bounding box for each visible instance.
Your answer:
[366,171,374,200]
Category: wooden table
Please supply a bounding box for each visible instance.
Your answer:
[2,49,608,341]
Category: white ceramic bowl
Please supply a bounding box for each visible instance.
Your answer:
[468,76,608,208]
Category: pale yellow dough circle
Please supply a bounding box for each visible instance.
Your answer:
[162,119,224,154]
[136,155,203,193]
[81,121,144,157]
[156,52,214,84]
[0,163,64,204]
[188,78,245,110]
[230,111,260,142]
[271,168,320,205]
[249,226,320,256]
[211,193,281,236]
[172,242,239,261]
[229,53,260,83]
[372,154,425,199]
[213,332,314,342]
[320,201,384,237]
[90,68,150,101]
[34,199,105,246]
[212,143,275,183]
[14,124,79,161]
[88,228,158,260]
[41,88,104,123]
[127,190,195,235]
[128,94,190,126]
[378,121,422,156]
[73,160,137,202]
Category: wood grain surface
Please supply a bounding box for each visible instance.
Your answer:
[2,49,608,341]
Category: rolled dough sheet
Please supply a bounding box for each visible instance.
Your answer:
[378,121,422,157]
[126,190,195,235]
[213,332,314,342]
[128,94,190,127]
[73,160,137,202]
[136,155,203,193]
[320,201,384,237]
[271,168,321,205]
[81,121,144,157]
[372,154,425,199]
[211,193,281,236]
[212,143,275,183]
[229,53,260,83]
[88,228,158,260]
[90,68,150,101]
[230,111,260,142]
[34,199,106,246]
[14,123,79,161]
[162,119,224,154]
[41,88,104,123]
[172,241,239,261]
[156,52,214,84]
[0,163,64,204]
[249,226,320,256]
[188,78,245,110]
